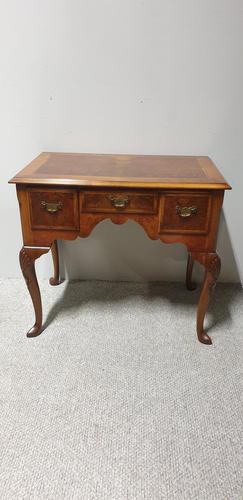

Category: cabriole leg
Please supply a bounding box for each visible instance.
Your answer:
[50,240,61,286]
[192,252,221,345]
[19,246,49,337]
[186,253,196,290]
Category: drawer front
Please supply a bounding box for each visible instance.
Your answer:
[29,189,79,230]
[160,192,212,234]
[81,190,158,214]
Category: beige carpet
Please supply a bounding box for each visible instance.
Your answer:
[0,279,242,500]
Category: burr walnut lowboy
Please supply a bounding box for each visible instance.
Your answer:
[9,152,231,344]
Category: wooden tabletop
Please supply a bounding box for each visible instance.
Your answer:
[9,152,231,190]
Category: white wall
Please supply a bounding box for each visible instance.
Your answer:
[0,0,242,283]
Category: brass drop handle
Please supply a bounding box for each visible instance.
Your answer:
[109,195,129,209]
[176,205,197,218]
[41,201,63,213]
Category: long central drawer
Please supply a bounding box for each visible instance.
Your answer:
[80,190,159,214]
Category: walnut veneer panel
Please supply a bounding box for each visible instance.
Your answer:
[81,190,158,214]
[9,152,230,190]
[28,188,79,231]
[160,192,212,234]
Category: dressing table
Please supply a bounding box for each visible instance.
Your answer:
[9,153,231,344]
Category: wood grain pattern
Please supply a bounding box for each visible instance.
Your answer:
[186,254,196,291]
[19,246,49,337]
[12,153,230,344]
[9,152,231,190]
[191,252,221,344]
[160,191,211,234]
[50,240,61,286]
[79,212,160,240]
[28,188,79,230]
[81,190,158,214]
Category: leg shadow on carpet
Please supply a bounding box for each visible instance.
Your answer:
[41,280,239,338]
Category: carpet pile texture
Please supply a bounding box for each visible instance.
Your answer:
[0,279,242,499]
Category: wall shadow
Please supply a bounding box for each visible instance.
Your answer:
[59,219,189,283]
[58,214,241,284]
[217,210,241,283]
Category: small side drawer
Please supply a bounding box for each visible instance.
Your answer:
[28,188,79,230]
[81,190,158,214]
[160,192,212,234]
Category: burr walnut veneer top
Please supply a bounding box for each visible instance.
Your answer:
[9,152,230,190]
